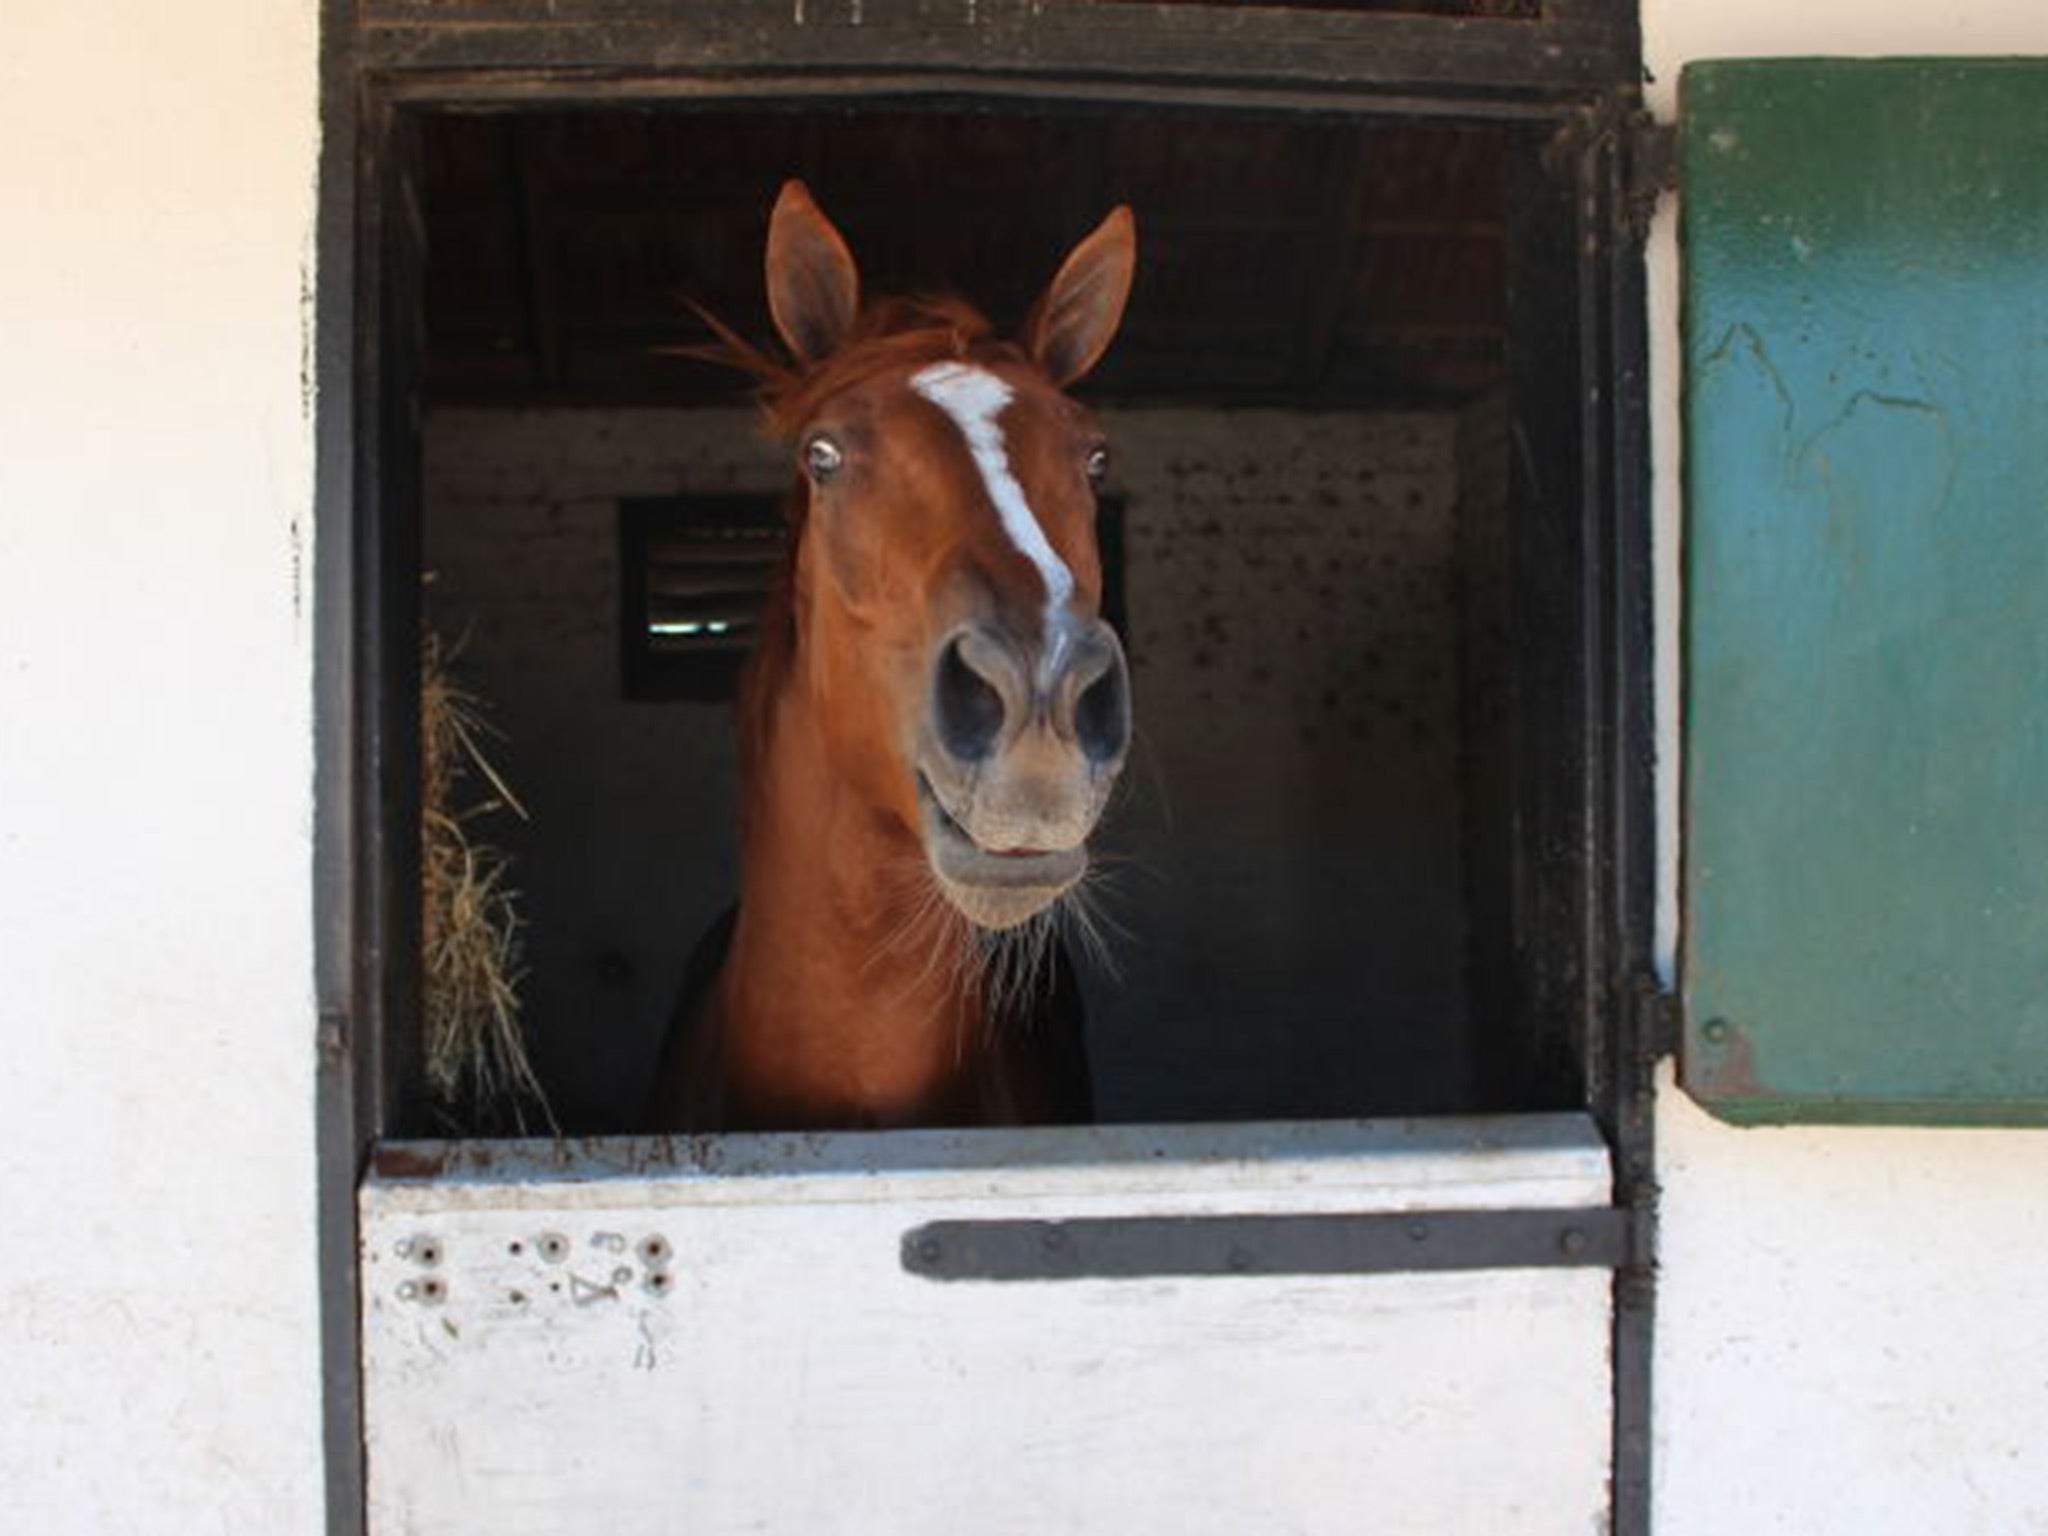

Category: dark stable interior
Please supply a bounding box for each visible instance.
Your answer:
[414,104,1561,1134]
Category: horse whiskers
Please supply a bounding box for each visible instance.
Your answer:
[865,865,949,977]
[1057,874,1127,984]
[864,857,985,1029]
[1128,725,1175,834]
[859,850,1129,1057]
[972,902,1068,1036]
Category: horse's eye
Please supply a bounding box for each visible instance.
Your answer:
[1085,445,1111,487]
[803,433,844,483]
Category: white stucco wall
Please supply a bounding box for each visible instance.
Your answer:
[1644,3,2048,1532]
[0,5,325,1534]
[4,1,2045,1530]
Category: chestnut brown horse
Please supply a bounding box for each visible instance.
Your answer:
[649,182,1137,1133]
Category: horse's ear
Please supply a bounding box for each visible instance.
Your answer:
[766,180,860,363]
[1024,206,1136,387]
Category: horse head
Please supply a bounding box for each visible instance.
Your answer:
[753,180,1136,932]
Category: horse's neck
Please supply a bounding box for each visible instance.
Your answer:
[716,682,983,1128]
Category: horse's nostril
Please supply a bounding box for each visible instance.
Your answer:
[935,636,1008,763]
[1075,655,1131,766]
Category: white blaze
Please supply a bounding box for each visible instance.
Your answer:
[911,361,1076,630]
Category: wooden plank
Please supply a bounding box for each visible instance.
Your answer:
[510,119,569,388]
[363,1116,1613,1536]
[357,0,1627,97]
[1290,133,1376,390]
[1682,61,2048,1124]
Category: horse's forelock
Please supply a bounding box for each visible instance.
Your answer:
[693,294,1036,437]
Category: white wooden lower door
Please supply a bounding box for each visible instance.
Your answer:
[360,1114,1614,1535]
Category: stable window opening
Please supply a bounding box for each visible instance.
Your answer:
[402,100,1615,1137]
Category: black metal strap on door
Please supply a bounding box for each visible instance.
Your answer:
[902,1206,1629,1282]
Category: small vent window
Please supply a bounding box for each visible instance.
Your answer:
[620,495,786,702]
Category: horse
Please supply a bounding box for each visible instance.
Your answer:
[648,181,1137,1133]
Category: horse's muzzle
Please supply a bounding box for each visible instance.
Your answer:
[916,618,1130,928]
[918,773,1087,883]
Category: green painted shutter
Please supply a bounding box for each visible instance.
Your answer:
[1682,60,2048,1124]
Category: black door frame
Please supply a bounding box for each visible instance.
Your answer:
[313,3,1658,1531]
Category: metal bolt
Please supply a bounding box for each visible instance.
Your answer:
[414,1238,442,1268]
[612,1266,634,1286]
[1558,1227,1588,1257]
[537,1233,569,1263]
[638,1235,671,1267]
[417,1276,446,1305]
[1041,1227,1069,1253]
[1406,1221,1431,1243]
[915,1237,943,1265]
[1701,1018,1731,1045]
[646,1271,672,1296]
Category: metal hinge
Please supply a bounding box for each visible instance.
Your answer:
[1621,111,1679,243]
[1631,974,1682,1062]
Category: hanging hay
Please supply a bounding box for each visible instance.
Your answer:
[420,629,556,1136]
